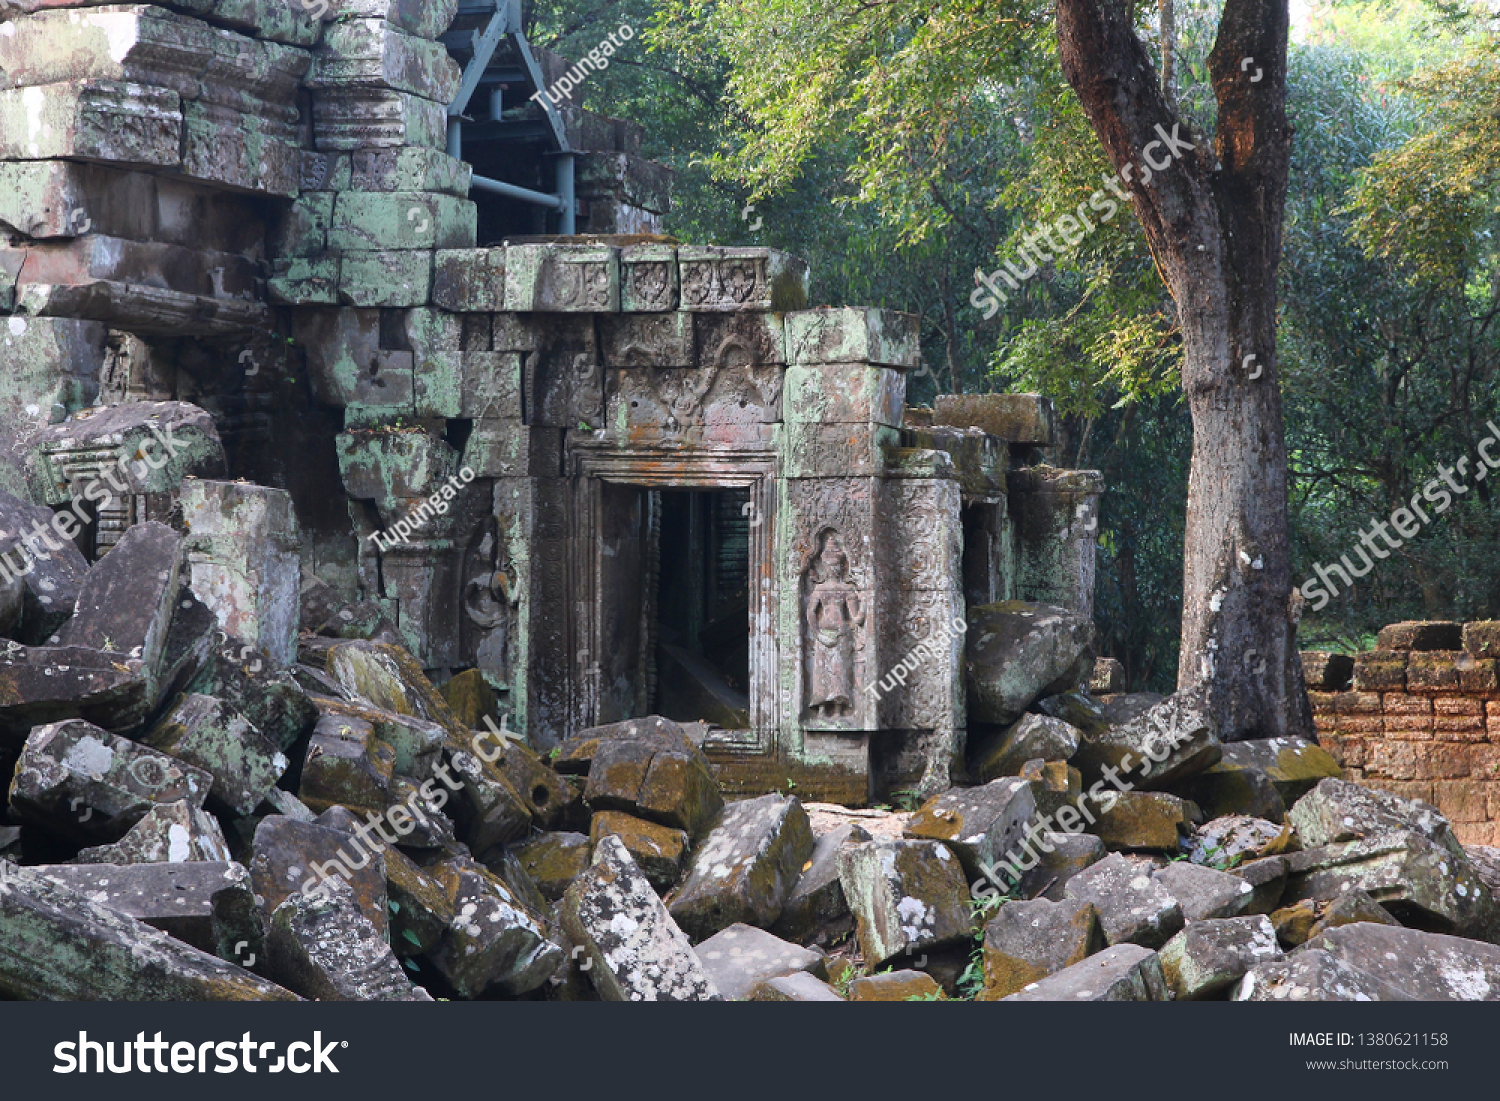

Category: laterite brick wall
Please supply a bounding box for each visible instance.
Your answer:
[1306,620,1500,846]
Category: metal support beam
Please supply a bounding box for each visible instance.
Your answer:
[470,173,567,213]
[556,153,575,236]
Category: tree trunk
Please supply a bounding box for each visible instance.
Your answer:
[1055,0,1313,740]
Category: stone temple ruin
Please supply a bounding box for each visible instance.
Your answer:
[13,0,1500,1008]
[0,0,1103,804]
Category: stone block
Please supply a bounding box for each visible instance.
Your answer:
[310,18,461,101]
[512,831,592,901]
[1307,922,1500,1000]
[904,777,1037,882]
[266,878,428,1001]
[350,146,471,196]
[591,810,689,892]
[1002,944,1167,1001]
[505,243,620,312]
[619,243,678,311]
[784,364,905,426]
[771,821,870,945]
[329,191,475,251]
[1289,777,1462,854]
[1463,621,1500,660]
[1152,860,1255,920]
[73,799,230,865]
[0,863,296,1001]
[249,815,387,936]
[9,720,211,843]
[1073,688,1221,790]
[677,246,809,312]
[934,393,1056,445]
[1159,914,1280,999]
[561,835,720,1001]
[971,714,1081,782]
[1233,948,1413,1001]
[434,248,506,311]
[693,923,825,1001]
[598,311,695,368]
[785,308,919,368]
[1406,651,1463,697]
[312,88,447,150]
[668,794,813,940]
[747,972,844,1001]
[0,81,180,168]
[977,897,1103,1000]
[143,693,288,816]
[338,249,432,308]
[180,479,301,667]
[1378,621,1463,651]
[27,860,254,955]
[846,970,942,1001]
[1353,649,1407,692]
[430,856,562,997]
[1301,650,1355,690]
[1064,853,1184,948]
[964,601,1095,726]
[836,839,972,967]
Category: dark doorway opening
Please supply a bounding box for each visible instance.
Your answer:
[654,488,752,727]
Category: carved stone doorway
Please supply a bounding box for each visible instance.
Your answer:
[572,447,778,755]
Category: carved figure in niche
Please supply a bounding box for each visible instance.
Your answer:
[649,365,718,436]
[804,529,864,720]
[462,522,520,686]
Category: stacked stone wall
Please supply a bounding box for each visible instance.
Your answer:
[1307,620,1500,844]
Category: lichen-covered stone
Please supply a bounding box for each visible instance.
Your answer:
[1091,791,1198,852]
[965,602,1095,726]
[561,835,719,1001]
[978,897,1103,1000]
[1152,860,1256,921]
[298,712,396,816]
[1290,778,1463,855]
[9,719,211,842]
[1072,689,1221,790]
[0,862,297,1001]
[29,860,254,955]
[971,713,1081,781]
[1303,923,1500,1000]
[837,839,972,967]
[248,815,387,936]
[904,777,1037,881]
[72,799,230,864]
[1016,831,1107,901]
[1284,830,1500,942]
[1208,737,1341,807]
[1159,915,1281,999]
[430,856,562,998]
[1233,948,1414,1002]
[669,794,813,940]
[591,810,689,892]
[265,878,429,1002]
[513,831,593,901]
[579,716,724,837]
[1064,853,1184,948]
[143,693,288,816]
[693,923,825,1001]
[1003,944,1167,1002]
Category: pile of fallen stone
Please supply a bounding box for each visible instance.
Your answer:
[4,518,1500,1002]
